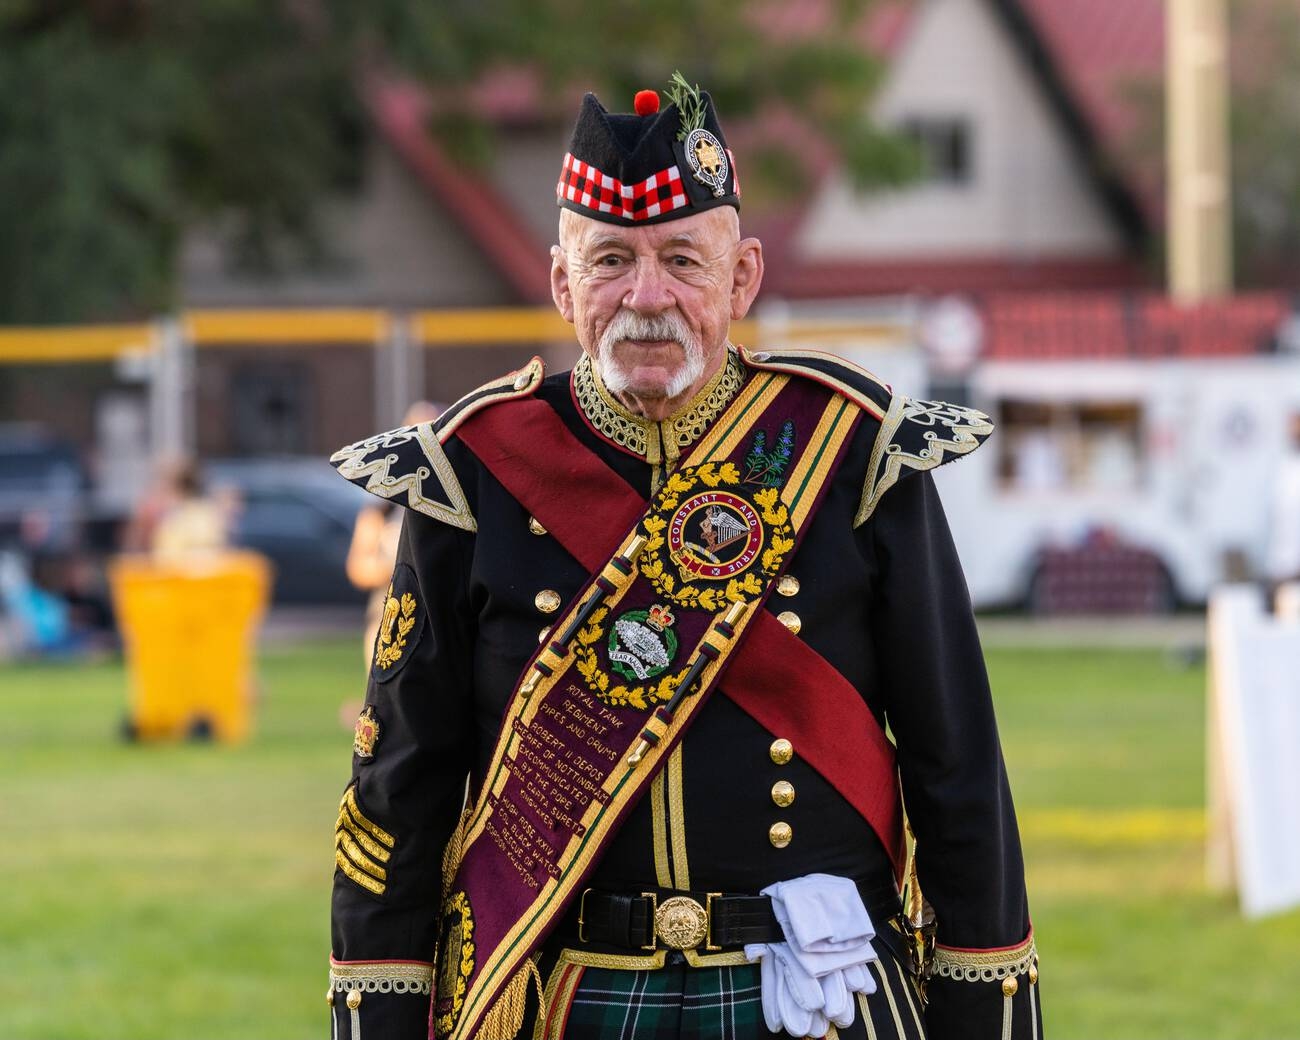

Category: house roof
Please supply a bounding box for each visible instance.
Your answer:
[982,291,1291,360]
[365,79,553,304]
[994,0,1162,231]
[366,0,1167,303]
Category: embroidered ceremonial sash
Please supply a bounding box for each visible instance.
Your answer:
[458,388,906,878]
[435,373,863,1040]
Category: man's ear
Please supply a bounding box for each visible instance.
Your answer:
[730,237,764,321]
[551,245,574,323]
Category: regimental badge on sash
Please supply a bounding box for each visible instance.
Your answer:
[608,604,679,682]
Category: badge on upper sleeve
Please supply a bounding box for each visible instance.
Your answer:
[371,562,426,683]
[353,706,381,759]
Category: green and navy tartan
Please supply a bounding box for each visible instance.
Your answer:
[547,952,928,1040]
[562,963,770,1040]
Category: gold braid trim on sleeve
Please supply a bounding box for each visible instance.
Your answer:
[932,932,1037,984]
[330,959,434,995]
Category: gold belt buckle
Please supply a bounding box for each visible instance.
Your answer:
[651,894,710,950]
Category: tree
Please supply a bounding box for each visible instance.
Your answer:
[0,0,906,324]
[1122,0,1300,287]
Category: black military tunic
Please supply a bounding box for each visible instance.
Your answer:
[327,348,1043,1039]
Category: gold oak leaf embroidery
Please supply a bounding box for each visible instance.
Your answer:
[375,587,420,670]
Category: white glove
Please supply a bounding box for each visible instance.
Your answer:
[746,874,880,1036]
[746,941,831,1037]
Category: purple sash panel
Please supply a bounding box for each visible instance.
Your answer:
[434,376,860,1040]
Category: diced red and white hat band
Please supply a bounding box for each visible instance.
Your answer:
[557,153,692,222]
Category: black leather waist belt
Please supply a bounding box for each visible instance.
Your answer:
[570,881,902,953]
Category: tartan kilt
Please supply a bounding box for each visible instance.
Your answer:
[530,936,927,1040]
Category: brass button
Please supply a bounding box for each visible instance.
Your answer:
[769,821,793,848]
[777,611,801,635]
[777,575,800,597]
[534,589,562,614]
[1029,965,1039,985]
[750,351,772,362]
[513,372,531,391]
[346,989,363,1010]
[528,516,547,536]
[769,738,794,765]
[771,780,795,807]
[538,626,552,643]
[326,988,335,1007]
[1001,977,1019,998]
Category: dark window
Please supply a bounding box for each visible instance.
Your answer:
[230,363,312,456]
[900,117,972,184]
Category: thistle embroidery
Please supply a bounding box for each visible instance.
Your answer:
[743,421,796,488]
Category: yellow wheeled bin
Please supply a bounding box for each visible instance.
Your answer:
[109,551,273,743]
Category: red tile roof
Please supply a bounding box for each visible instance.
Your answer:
[982,291,1290,359]
[366,80,552,304]
[773,256,1149,299]
[1018,0,1163,151]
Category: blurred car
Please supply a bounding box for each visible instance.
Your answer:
[206,457,371,605]
[0,424,91,549]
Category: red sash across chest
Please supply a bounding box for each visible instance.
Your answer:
[457,398,905,878]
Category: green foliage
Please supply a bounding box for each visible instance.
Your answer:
[1120,0,1300,286]
[665,70,708,140]
[0,1,913,323]
[0,3,360,323]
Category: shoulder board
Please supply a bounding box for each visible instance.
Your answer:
[739,346,892,420]
[434,355,545,443]
[854,394,994,527]
[330,423,476,531]
[327,357,545,532]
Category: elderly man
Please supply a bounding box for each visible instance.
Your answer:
[328,79,1042,1040]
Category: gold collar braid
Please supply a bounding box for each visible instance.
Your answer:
[573,348,747,467]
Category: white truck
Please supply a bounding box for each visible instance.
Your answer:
[758,300,1300,609]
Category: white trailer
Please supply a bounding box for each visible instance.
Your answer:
[932,356,1300,608]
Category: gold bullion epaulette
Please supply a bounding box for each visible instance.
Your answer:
[854,393,994,526]
[739,346,893,421]
[327,357,545,533]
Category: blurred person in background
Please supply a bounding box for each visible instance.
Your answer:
[147,458,231,563]
[326,78,1041,1040]
[347,401,445,662]
[340,401,443,729]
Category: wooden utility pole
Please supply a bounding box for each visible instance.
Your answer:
[1167,0,1233,301]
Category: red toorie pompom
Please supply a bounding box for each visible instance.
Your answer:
[633,90,660,117]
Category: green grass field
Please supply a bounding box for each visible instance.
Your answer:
[2,639,1298,1039]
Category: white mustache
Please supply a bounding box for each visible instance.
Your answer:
[597,310,705,398]
[599,310,699,356]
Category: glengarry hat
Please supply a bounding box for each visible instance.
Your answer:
[557,72,740,226]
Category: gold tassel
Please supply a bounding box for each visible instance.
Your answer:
[477,954,545,1040]
[441,801,472,903]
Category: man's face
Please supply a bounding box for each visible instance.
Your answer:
[551,207,762,403]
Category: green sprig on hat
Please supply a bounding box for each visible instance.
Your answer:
[666,71,707,141]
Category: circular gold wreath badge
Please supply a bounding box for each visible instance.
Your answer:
[640,462,794,612]
[574,463,795,711]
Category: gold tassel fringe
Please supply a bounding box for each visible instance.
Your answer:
[441,803,472,903]
[477,954,545,1040]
